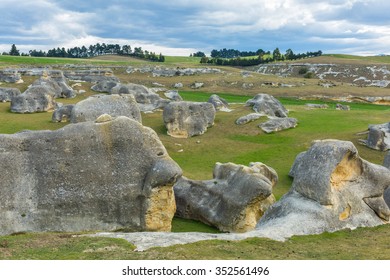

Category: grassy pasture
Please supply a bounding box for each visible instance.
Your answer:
[1,55,390,259]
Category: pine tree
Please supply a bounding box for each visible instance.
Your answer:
[9,44,20,56]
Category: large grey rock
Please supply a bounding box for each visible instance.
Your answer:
[360,123,390,151]
[0,87,21,102]
[246,94,288,117]
[259,117,298,133]
[0,116,182,235]
[174,162,277,233]
[0,69,22,83]
[43,70,75,98]
[110,83,169,112]
[208,94,230,112]
[163,101,215,138]
[91,80,120,93]
[64,69,119,83]
[236,113,265,125]
[70,94,141,123]
[10,86,57,113]
[257,140,390,240]
[51,104,75,122]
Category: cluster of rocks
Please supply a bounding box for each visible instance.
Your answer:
[91,81,169,112]
[256,63,390,88]
[10,73,76,113]
[126,66,223,77]
[237,93,298,133]
[0,69,22,83]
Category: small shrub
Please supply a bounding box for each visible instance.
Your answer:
[304,72,314,79]
[298,67,309,75]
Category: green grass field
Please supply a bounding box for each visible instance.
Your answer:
[1,55,390,259]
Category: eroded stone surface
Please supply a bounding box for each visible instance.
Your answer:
[174,162,277,232]
[360,123,390,151]
[0,87,21,102]
[245,94,288,117]
[259,117,298,133]
[0,116,182,235]
[208,94,230,112]
[69,94,141,123]
[163,101,215,138]
[257,140,390,240]
[10,85,57,113]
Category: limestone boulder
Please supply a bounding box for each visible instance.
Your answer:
[336,103,350,111]
[91,80,120,93]
[246,94,288,117]
[208,94,230,112]
[69,94,141,123]
[51,104,74,122]
[0,87,21,102]
[43,70,75,98]
[0,69,22,83]
[164,90,183,101]
[174,162,277,232]
[259,117,298,133]
[10,86,57,113]
[257,140,390,240]
[0,116,182,235]
[236,113,265,125]
[360,122,390,151]
[110,83,169,112]
[64,69,119,83]
[163,101,215,138]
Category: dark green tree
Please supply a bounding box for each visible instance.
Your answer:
[9,44,20,56]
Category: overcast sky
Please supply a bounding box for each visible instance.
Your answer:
[1,0,389,56]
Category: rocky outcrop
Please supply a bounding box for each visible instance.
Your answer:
[305,103,329,109]
[109,83,169,112]
[31,73,75,99]
[336,103,350,110]
[164,90,183,101]
[64,69,119,83]
[0,69,22,83]
[69,94,141,123]
[91,80,120,93]
[10,86,57,113]
[257,140,390,240]
[191,82,204,89]
[0,116,182,235]
[235,113,265,125]
[0,87,21,102]
[208,94,230,112]
[126,66,223,77]
[163,101,215,138]
[245,94,288,117]
[360,122,390,151]
[51,104,74,122]
[174,162,277,232]
[259,117,298,133]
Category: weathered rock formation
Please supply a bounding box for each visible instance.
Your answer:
[305,103,329,109]
[31,73,75,99]
[245,94,288,117]
[51,104,74,122]
[0,69,22,83]
[235,113,265,125]
[164,90,183,101]
[174,162,277,232]
[360,122,390,151]
[191,82,204,89]
[91,80,120,93]
[64,69,119,83]
[0,116,182,235]
[110,83,169,112]
[126,66,223,77]
[259,117,298,133]
[69,94,141,123]
[257,140,390,240]
[0,87,21,102]
[163,101,215,138]
[208,94,230,112]
[10,85,57,113]
[336,103,350,110]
